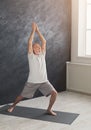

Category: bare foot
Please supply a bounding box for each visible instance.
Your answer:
[46,109,57,116]
[7,106,15,113]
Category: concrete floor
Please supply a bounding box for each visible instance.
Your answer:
[0,91,91,130]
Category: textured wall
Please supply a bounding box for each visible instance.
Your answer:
[0,0,71,105]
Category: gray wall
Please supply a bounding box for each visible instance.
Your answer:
[0,0,71,105]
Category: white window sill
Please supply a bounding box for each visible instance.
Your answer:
[77,56,91,59]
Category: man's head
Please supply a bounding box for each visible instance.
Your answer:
[32,43,41,55]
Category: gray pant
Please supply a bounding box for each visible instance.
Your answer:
[20,81,56,98]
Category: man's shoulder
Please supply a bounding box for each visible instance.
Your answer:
[28,52,34,58]
[41,50,46,56]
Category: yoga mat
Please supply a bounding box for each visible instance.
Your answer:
[0,105,79,125]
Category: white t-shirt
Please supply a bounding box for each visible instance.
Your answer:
[27,51,48,83]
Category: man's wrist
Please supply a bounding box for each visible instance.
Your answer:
[32,29,35,33]
[37,29,40,34]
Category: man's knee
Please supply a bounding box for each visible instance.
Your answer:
[17,95,24,100]
[51,90,58,97]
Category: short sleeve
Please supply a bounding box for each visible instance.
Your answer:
[42,50,46,56]
[28,52,33,57]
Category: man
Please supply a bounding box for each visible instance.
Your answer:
[8,22,57,116]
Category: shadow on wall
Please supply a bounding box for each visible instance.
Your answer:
[0,0,71,105]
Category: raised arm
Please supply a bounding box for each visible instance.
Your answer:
[36,24,46,52]
[28,23,36,53]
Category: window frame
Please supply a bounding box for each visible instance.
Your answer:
[71,0,91,64]
[85,1,91,56]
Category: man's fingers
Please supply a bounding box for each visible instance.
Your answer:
[34,23,38,29]
[32,22,36,30]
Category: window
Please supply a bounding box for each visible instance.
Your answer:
[71,0,91,64]
[86,0,91,55]
[78,0,91,57]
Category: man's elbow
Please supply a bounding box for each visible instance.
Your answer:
[44,40,46,44]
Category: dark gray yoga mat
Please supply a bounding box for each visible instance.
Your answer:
[0,105,79,125]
